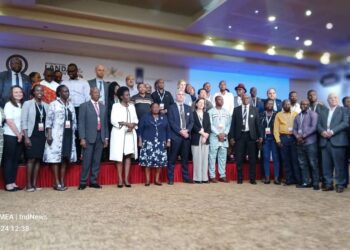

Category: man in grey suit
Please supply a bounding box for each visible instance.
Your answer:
[88,64,109,106]
[78,87,109,190]
[318,93,349,193]
[0,56,31,107]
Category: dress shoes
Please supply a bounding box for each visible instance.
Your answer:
[194,181,202,184]
[209,178,218,183]
[336,186,344,193]
[313,185,320,190]
[274,179,281,185]
[264,180,271,184]
[124,183,132,188]
[78,184,86,190]
[250,180,257,185]
[322,186,334,191]
[145,183,150,187]
[219,177,229,183]
[202,181,210,184]
[167,181,174,185]
[154,182,162,186]
[89,183,102,189]
[183,180,193,184]
[296,183,312,188]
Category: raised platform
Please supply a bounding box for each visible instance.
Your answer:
[0,162,274,188]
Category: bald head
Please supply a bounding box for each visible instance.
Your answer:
[10,57,22,73]
[327,93,338,108]
[125,75,135,88]
[95,64,105,79]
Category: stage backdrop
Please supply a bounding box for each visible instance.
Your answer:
[0,48,187,94]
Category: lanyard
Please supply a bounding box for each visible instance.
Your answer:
[35,102,44,123]
[58,99,69,120]
[157,90,165,103]
[265,112,273,127]
[310,103,317,112]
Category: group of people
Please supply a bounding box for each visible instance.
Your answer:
[0,56,349,194]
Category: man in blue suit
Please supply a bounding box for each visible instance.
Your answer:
[0,56,31,107]
[264,88,282,112]
[167,89,194,184]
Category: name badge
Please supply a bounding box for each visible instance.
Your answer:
[65,120,71,129]
[38,123,44,131]
[218,123,224,128]
[265,127,271,135]
[159,103,165,110]
[288,127,292,132]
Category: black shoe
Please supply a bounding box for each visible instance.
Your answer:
[322,186,334,191]
[336,186,344,193]
[145,183,150,187]
[194,181,202,184]
[264,180,271,184]
[183,180,193,184]
[313,185,320,190]
[89,183,102,189]
[219,177,229,183]
[237,180,243,184]
[202,181,210,184]
[154,182,162,186]
[117,183,123,188]
[78,184,86,190]
[124,183,132,188]
[296,183,312,188]
[168,181,174,185]
[274,180,281,185]
[250,180,257,185]
[284,181,296,186]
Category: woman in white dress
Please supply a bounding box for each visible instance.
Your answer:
[110,86,138,188]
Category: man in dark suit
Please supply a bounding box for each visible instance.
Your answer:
[0,56,31,107]
[342,96,350,188]
[318,93,349,193]
[88,64,109,106]
[167,89,194,185]
[230,94,262,184]
[264,88,282,112]
[249,87,264,113]
[78,87,109,190]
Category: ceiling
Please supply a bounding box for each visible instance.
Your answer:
[0,0,349,80]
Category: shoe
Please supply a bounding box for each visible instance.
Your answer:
[202,181,210,184]
[145,183,150,187]
[322,186,334,191]
[264,180,271,184]
[34,186,42,191]
[5,187,18,192]
[237,180,243,184]
[274,179,281,185]
[194,181,202,184]
[155,182,162,186]
[209,178,218,183]
[117,184,123,188]
[284,182,296,186]
[296,183,312,188]
[89,183,102,189]
[313,185,320,190]
[250,180,257,185]
[168,181,174,185]
[26,187,35,192]
[14,187,23,191]
[78,184,87,190]
[336,186,344,193]
[61,185,68,191]
[219,177,229,183]
[183,180,193,184]
[124,183,132,188]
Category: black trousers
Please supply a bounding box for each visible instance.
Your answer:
[74,107,82,161]
[2,135,22,185]
[235,132,257,181]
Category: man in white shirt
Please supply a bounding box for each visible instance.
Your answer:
[88,64,108,105]
[125,75,138,97]
[213,81,234,115]
[289,91,301,113]
[62,63,90,162]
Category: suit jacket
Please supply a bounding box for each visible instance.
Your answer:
[250,97,264,113]
[21,99,49,137]
[168,103,194,141]
[191,111,211,146]
[259,111,277,140]
[0,70,31,107]
[263,98,282,112]
[230,105,261,141]
[79,101,109,144]
[317,106,349,147]
[88,78,109,105]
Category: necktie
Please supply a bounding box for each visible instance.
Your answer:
[180,104,186,129]
[15,73,20,86]
[94,102,101,130]
[98,81,103,91]
[243,106,247,128]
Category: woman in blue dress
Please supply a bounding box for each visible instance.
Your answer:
[138,103,170,186]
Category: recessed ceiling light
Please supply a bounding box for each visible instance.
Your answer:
[305,10,312,16]
[268,16,276,22]
[266,46,276,55]
[304,39,313,46]
[274,26,279,30]
[234,42,245,51]
[255,10,259,14]
[320,52,330,65]
[326,22,333,30]
[228,25,232,29]
[295,50,304,60]
[202,38,214,46]
[295,36,300,41]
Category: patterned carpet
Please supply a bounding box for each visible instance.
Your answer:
[0,182,349,250]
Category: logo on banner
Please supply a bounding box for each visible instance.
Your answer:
[6,54,28,73]
[45,62,67,75]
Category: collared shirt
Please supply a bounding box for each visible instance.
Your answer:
[273,110,298,143]
[291,103,301,113]
[11,71,23,87]
[128,86,138,97]
[62,78,90,107]
[176,101,187,129]
[96,78,105,104]
[131,93,153,120]
[241,104,250,131]
[213,91,234,115]
[293,110,318,145]
[327,106,337,129]
[4,101,21,136]
[208,107,231,147]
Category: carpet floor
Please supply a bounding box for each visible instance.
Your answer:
[0,182,349,250]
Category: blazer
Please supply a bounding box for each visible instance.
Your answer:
[259,111,277,140]
[167,103,194,141]
[317,106,349,147]
[79,100,109,144]
[263,98,282,112]
[250,97,264,113]
[230,105,261,141]
[21,99,49,137]
[88,78,109,105]
[191,111,211,146]
[0,70,31,107]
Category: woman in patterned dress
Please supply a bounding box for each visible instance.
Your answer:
[138,103,170,186]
